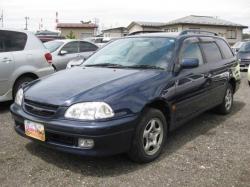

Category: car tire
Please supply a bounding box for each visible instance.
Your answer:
[215,84,234,115]
[128,108,167,163]
[13,76,35,100]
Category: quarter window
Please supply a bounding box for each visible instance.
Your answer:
[200,42,222,63]
[179,42,204,65]
[61,42,79,54]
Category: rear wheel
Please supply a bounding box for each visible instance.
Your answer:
[128,108,167,163]
[13,76,35,100]
[215,84,233,114]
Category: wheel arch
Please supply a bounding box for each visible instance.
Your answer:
[12,72,38,98]
[143,99,172,131]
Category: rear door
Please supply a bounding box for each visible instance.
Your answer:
[0,30,22,96]
[199,37,231,105]
[79,41,98,59]
[174,37,212,124]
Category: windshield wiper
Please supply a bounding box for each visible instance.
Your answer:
[85,63,125,68]
[126,64,165,70]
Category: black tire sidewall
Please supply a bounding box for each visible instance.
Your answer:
[13,77,35,99]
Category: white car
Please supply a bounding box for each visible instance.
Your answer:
[0,28,54,102]
[44,40,98,71]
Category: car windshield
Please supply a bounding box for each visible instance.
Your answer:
[239,42,250,52]
[232,41,244,49]
[84,37,176,69]
[44,41,64,53]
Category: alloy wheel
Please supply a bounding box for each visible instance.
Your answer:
[142,118,164,156]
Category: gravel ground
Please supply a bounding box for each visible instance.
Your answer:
[0,73,250,187]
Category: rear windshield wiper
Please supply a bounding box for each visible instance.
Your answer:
[126,64,165,70]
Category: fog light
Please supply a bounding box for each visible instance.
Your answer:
[78,138,94,149]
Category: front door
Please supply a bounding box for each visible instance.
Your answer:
[55,41,80,70]
[173,37,212,125]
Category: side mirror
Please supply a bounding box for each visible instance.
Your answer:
[60,50,68,56]
[181,58,199,69]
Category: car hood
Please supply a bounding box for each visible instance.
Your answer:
[237,52,250,60]
[24,67,163,106]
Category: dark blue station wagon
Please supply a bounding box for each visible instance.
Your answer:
[11,30,240,163]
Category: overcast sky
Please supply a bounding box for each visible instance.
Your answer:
[1,0,250,32]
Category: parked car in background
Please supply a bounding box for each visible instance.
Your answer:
[0,28,54,102]
[237,41,250,71]
[11,30,240,163]
[84,37,110,47]
[44,40,98,70]
[232,41,245,54]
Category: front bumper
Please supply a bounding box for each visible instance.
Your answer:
[10,104,137,156]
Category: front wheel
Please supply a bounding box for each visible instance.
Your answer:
[128,108,167,163]
[215,84,233,115]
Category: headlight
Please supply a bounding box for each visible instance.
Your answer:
[15,88,24,106]
[65,102,114,120]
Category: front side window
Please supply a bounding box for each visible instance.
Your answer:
[200,42,222,63]
[61,41,79,54]
[0,30,27,52]
[84,37,176,69]
[179,41,204,65]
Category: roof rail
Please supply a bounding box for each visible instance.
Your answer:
[180,29,218,36]
[128,30,164,36]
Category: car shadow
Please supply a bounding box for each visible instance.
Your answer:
[0,101,12,113]
[25,100,245,177]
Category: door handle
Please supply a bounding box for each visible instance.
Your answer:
[2,58,12,63]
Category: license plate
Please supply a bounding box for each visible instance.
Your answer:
[24,120,45,141]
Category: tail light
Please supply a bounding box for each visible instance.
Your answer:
[44,53,52,64]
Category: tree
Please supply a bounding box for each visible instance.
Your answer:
[66,31,76,39]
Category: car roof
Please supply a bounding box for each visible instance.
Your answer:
[0,28,34,36]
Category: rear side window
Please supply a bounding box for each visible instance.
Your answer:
[216,39,234,59]
[79,41,98,52]
[200,42,222,63]
[0,30,27,52]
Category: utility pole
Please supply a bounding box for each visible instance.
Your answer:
[0,10,3,27]
[24,16,29,30]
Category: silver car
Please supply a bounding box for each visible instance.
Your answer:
[44,39,98,71]
[0,28,54,102]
